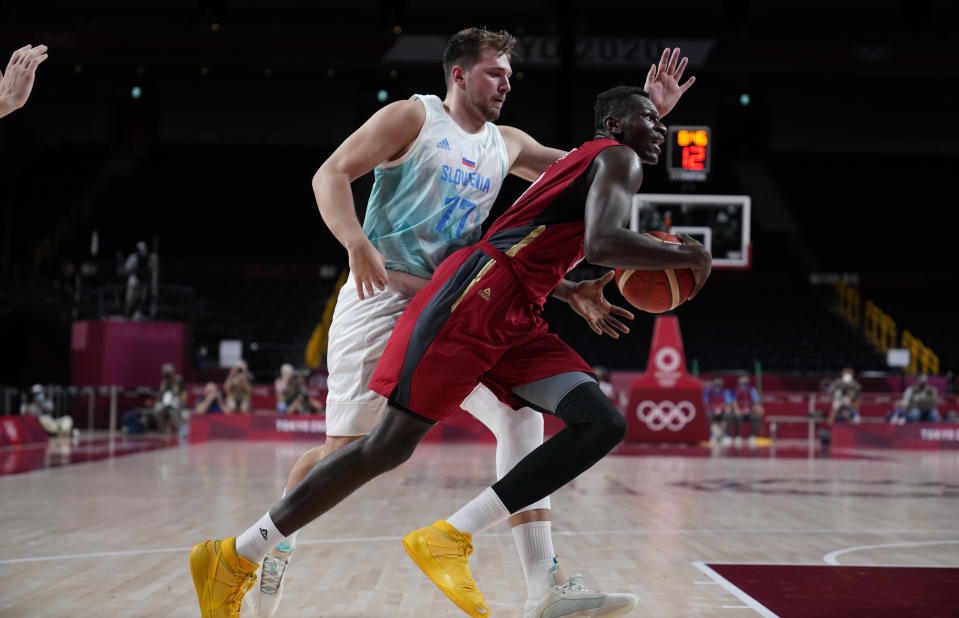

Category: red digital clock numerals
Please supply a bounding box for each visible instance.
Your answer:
[677,130,708,171]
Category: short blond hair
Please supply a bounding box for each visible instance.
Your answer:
[443,27,516,87]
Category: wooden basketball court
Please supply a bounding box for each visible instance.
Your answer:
[1,438,957,617]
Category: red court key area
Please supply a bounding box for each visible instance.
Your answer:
[709,563,959,617]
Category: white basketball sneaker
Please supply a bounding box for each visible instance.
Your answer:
[252,541,292,618]
[525,564,638,618]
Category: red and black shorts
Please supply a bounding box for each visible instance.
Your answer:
[369,244,593,422]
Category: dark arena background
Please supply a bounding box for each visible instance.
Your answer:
[2,2,958,617]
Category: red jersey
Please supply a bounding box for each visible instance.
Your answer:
[369,138,624,421]
[481,138,626,306]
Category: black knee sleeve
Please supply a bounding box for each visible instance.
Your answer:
[554,381,628,450]
[491,381,628,513]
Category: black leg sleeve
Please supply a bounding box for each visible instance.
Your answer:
[491,381,627,514]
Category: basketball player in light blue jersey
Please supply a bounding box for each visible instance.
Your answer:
[190,28,695,618]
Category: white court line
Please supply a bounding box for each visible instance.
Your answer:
[1,528,955,566]
[0,546,190,564]
[823,540,959,565]
[691,562,778,617]
[0,535,397,565]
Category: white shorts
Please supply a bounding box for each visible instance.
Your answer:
[324,272,414,436]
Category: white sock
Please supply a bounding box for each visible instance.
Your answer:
[446,487,510,537]
[512,521,557,599]
[235,511,286,564]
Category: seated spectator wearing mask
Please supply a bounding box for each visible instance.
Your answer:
[827,367,861,425]
[727,375,764,446]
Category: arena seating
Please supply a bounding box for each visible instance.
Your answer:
[184,381,327,414]
[186,266,338,377]
[857,274,957,377]
[548,268,888,376]
[718,391,959,441]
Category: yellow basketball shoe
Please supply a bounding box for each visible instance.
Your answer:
[403,520,490,617]
[189,537,258,618]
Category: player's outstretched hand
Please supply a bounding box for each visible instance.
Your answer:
[348,239,388,300]
[675,233,711,300]
[567,270,634,338]
[644,47,694,119]
[0,44,48,118]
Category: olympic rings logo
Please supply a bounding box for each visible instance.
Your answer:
[636,400,696,431]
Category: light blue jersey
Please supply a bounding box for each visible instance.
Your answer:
[362,94,509,279]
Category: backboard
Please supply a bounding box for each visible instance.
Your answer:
[631,194,752,269]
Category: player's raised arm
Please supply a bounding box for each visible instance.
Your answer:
[312,99,426,299]
[499,125,567,181]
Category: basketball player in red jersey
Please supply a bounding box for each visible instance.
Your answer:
[369,86,711,617]
[187,86,708,618]
[190,29,696,618]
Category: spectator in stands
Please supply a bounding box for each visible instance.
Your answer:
[193,382,225,415]
[827,367,861,425]
[283,372,324,415]
[0,44,47,119]
[121,363,187,433]
[887,374,941,424]
[20,384,74,436]
[727,375,764,446]
[154,362,187,430]
[224,360,253,414]
[274,363,295,413]
[122,241,156,319]
[704,377,730,444]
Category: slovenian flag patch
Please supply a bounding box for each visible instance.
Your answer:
[462,157,476,168]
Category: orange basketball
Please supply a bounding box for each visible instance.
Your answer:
[614,231,695,313]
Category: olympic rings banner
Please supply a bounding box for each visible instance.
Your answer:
[624,315,709,443]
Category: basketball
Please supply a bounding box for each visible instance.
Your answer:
[614,231,695,313]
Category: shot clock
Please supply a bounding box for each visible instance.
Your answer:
[666,125,711,182]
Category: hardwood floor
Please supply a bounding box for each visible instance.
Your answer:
[1,441,957,617]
